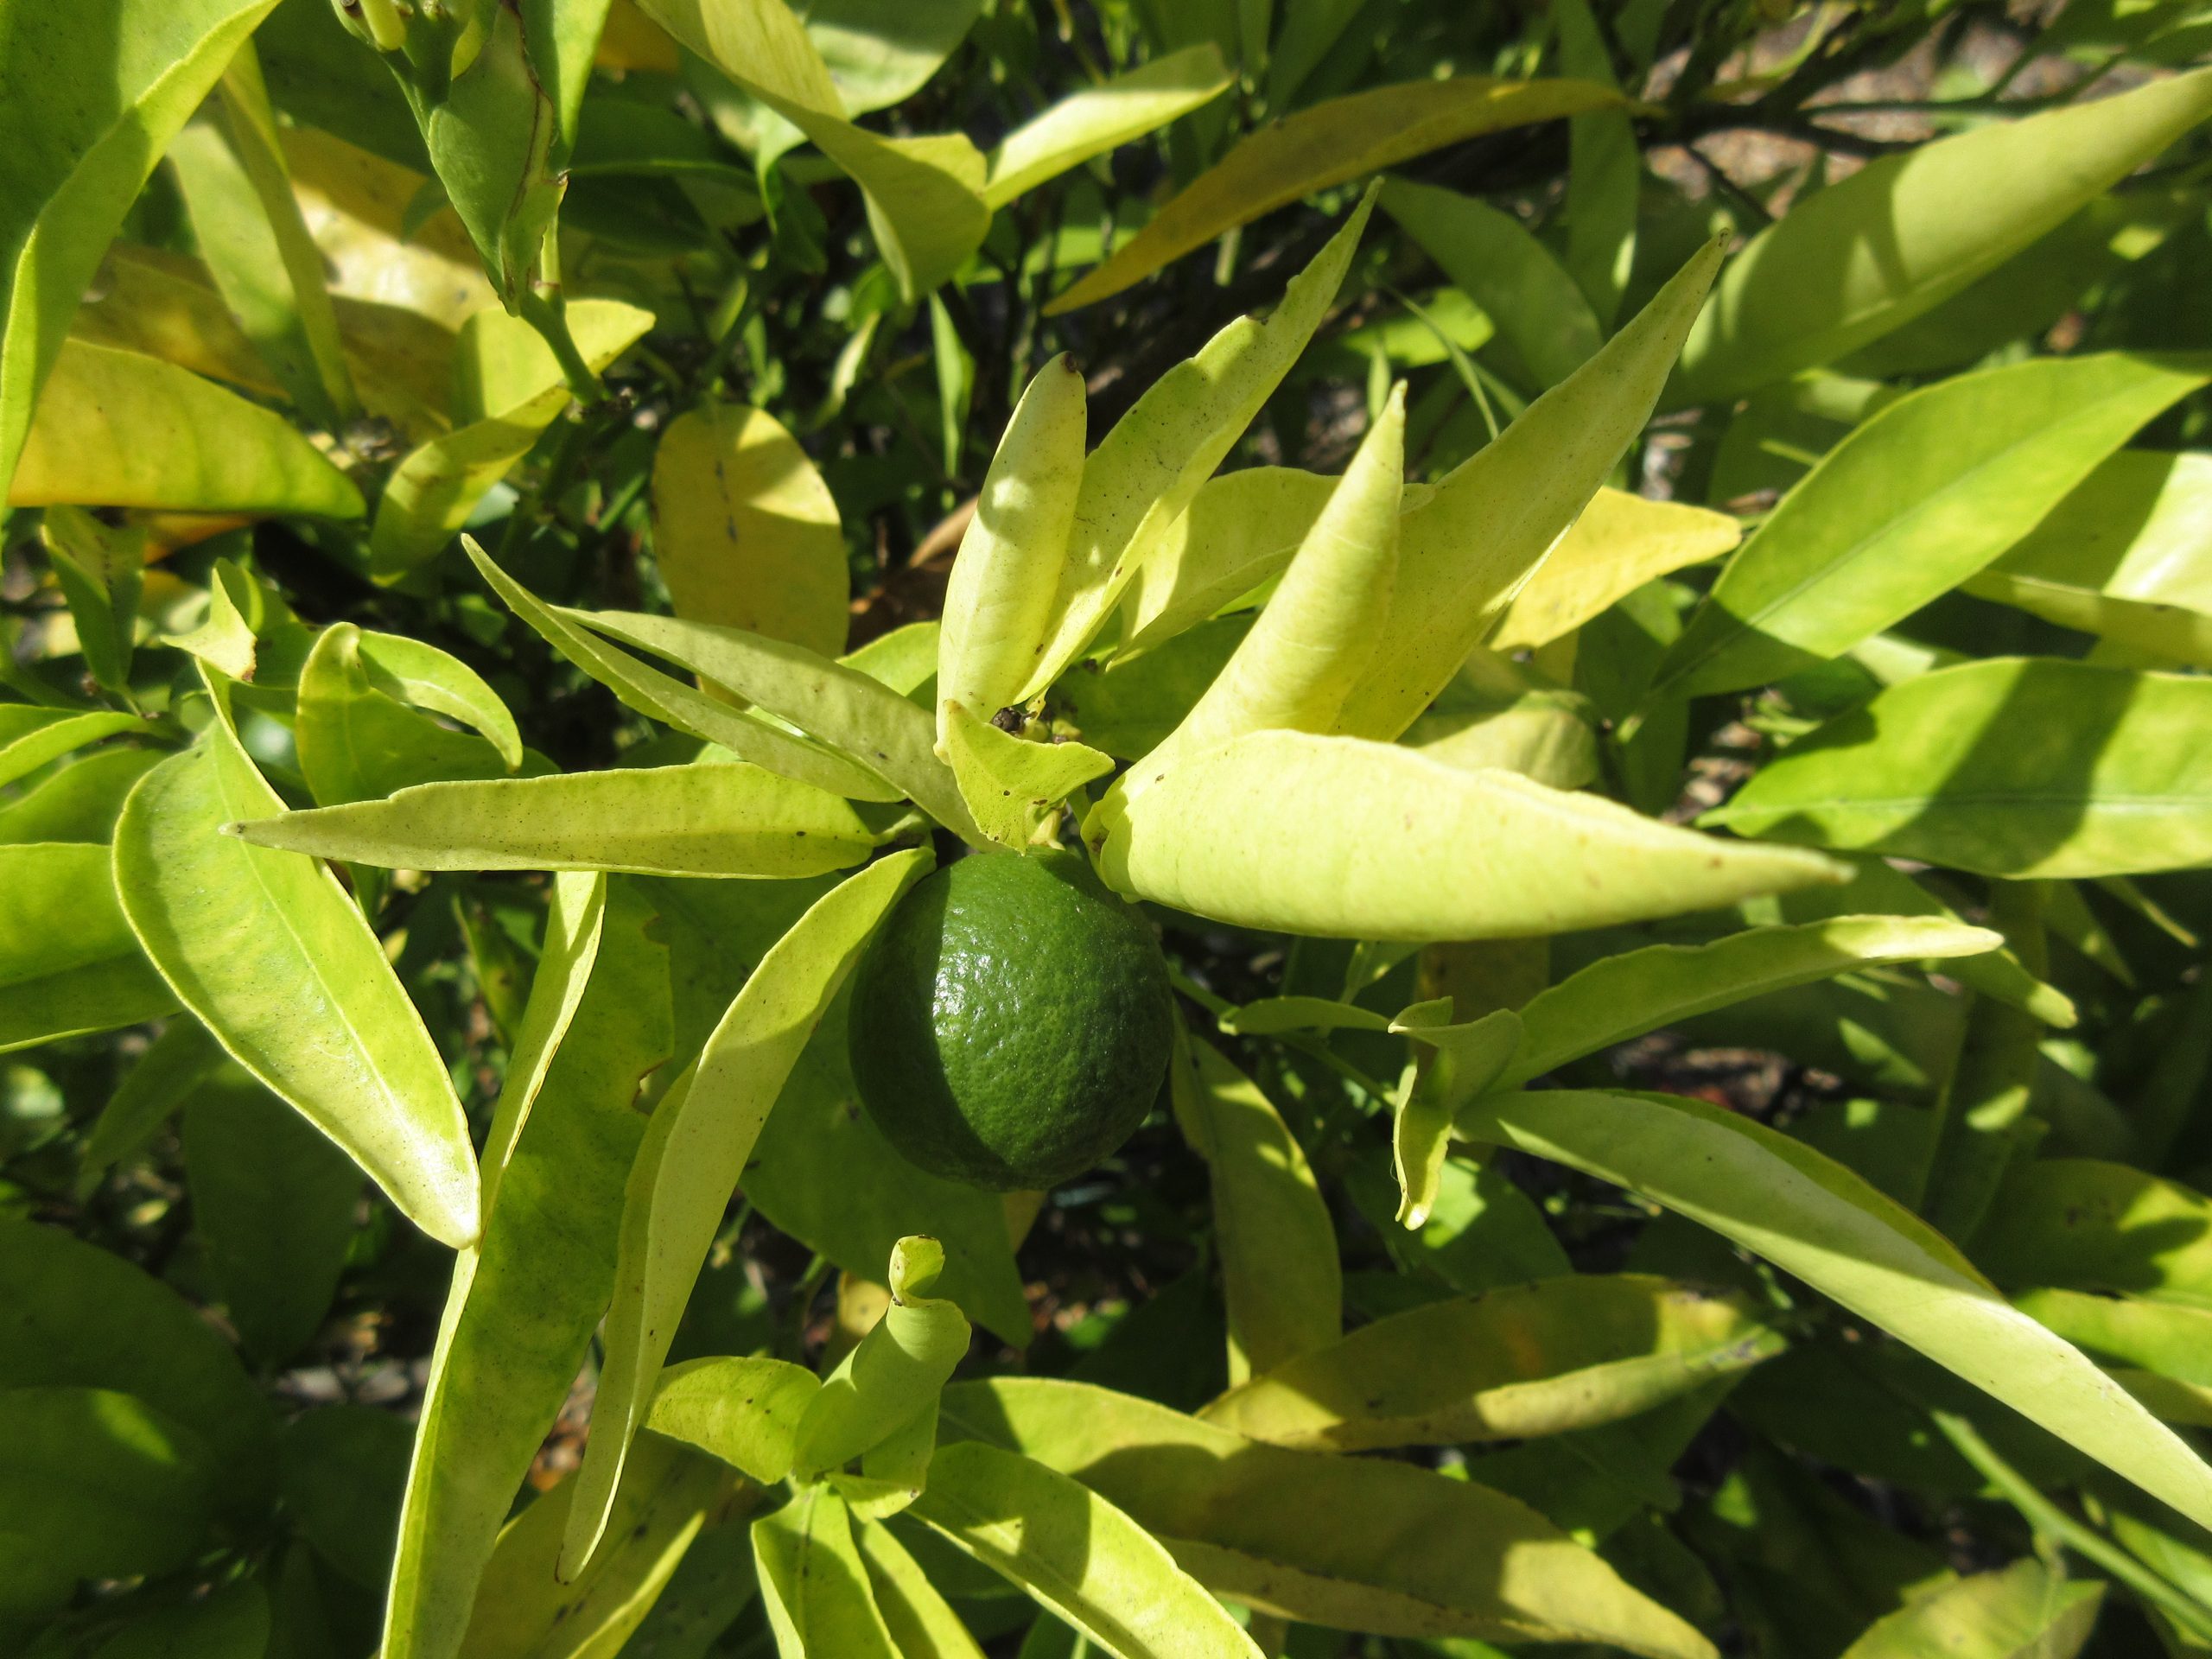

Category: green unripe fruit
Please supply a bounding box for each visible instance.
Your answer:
[849,849,1175,1192]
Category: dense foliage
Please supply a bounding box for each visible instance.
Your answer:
[9,1,2212,1656]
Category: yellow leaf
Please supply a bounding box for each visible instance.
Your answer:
[1049,76,1628,312]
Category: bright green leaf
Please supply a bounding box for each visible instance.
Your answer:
[1704,658,2212,878]
[1654,353,2209,698]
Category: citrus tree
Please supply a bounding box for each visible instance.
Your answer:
[9,1,2212,1656]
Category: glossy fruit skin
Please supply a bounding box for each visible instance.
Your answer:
[849,849,1174,1191]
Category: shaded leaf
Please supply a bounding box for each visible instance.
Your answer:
[1837,1558,2101,1659]
[1169,1034,1340,1384]
[183,1065,361,1368]
[0,842,177,1052]
[910,1440,1264,1659]
[1200,1274,1782,1452]
[1459,1088,2212,1533]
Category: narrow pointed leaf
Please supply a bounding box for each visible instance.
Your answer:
[0,0,283,501]
[984,46,1235,207]
[459,1438,731,1659]
[384,881,671,1659]
[1201,1274,1782,1452]
[1338,238,1725,740]
[1963,567,2212,668]
[1169,1034,1339,1384]
[1380,179,1601,390]
[1142,386,1402,774]
[232,764,878,878]
[1120,467,1340,653]
[652,402,849,658]
[563,852,931,1576]
[1049,78,1626,311]
[943,704,1113,849]
[0,709,152,790]
[467,537,899,800]
[113,690,478,1247]
[1458,1087,2212,1534]
[1095,728,1846,940]
[940,1378,1715,1654]
[566,607,985,843]
[1499,916,2002,1088]
[1654,353,2208,698]
[1020,192,1376,700]
[1486,491,1739,652]
[372,303,652,576]
[910,1440,1264,1659]
[296,626,519,808]
[1703,658,2212,878]
[754,1486,902,1657]
[1554,0,1637,323]
[11,340,364,515]
[853,1516,988,1659]
[938,355,1087,747]
[1672,65,2212,403]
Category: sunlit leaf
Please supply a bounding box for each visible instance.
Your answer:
[652,402,850,658]
[938,355,1087,747]
[1094,728,1845,940]
[941,1378,1714,1652]
[563,853,931,1574]
[1705,658,2212,878]
[1049,78,1628,311]
[1497,915,2002,1088]
[372,302,653,576]
[11,340,364,516]
[1338,237,1725,740]
[114,679,479,1246]
[1670,65,2212,403]
[1170,1033,1340,1384]
[910,1440,1265,1659]
[384,879,670,1659]
[984,46,1235,208]
[0,0,283,501]
[1653,354,2208,698]
[232,762,881,878]
[1021,189,1377,700]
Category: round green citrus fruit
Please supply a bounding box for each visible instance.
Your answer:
[849,849,1174,1191]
